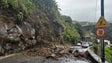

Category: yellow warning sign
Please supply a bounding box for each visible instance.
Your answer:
[96,16,108,28]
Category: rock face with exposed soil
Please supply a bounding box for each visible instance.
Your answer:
[0,22,36,55]
[0,0,64,55]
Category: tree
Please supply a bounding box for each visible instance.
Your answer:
[0,0,9,9]
[62,15,72,23]
[73,23,85,40]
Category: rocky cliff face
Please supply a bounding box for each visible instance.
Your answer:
[0,0,64,55]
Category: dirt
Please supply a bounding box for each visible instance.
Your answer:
[23,42,64,57]
[0,42,91,63]
[21,42,88,62]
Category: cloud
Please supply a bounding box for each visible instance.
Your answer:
[56,0,112,22]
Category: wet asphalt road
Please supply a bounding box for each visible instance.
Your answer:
[0,55,90,63]
[0,46,91,63]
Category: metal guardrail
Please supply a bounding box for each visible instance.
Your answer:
[87,49,108,63]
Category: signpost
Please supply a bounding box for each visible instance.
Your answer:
[96,16,108,28]
[96,0,109,63]
[96,17,107,63]
[96,28,105,37]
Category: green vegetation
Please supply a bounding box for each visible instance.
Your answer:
[0,0,83,44]
[32,0,61,22]
[0,0,35,13]
[61,15,80,44]
[0,0,9,9]
[0,0,35,23]
[105,47,112,63]
[93,43,112,63]
[73,22,85,40]
[62,15,72,23]
[32,0,81,44]
[93,43,101,55]
[17,12,23,21]
[63,22,80,44]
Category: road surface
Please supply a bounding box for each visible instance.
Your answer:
[0,46,92,63]
[0,55,90,63]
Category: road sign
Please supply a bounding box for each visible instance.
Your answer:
[96,28,105,37]
[96,16,108,28]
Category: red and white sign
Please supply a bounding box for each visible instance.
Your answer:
[96,28,105,37]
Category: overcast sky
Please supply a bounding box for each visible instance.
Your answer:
[56,0,112,22]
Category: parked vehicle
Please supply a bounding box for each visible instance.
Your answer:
[77,41,83,46]
[88,42,93,46]
[82,42,89,48]
[77,42,81,46]
[69,46,82,53]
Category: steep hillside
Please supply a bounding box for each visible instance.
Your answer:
[0,0,80,55]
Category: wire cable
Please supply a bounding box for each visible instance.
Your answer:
[94,0,98,23]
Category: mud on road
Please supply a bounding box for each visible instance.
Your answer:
[0,42,92,63]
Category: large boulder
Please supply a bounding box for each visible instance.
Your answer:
[19,22,35,40]
[0,24,7,39]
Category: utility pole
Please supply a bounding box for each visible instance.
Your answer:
[101,0,105,63]
[96,0,108,62]
[101,0,104,16]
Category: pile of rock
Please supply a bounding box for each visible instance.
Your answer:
[22,43,72,61]
[0,23,37,55]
